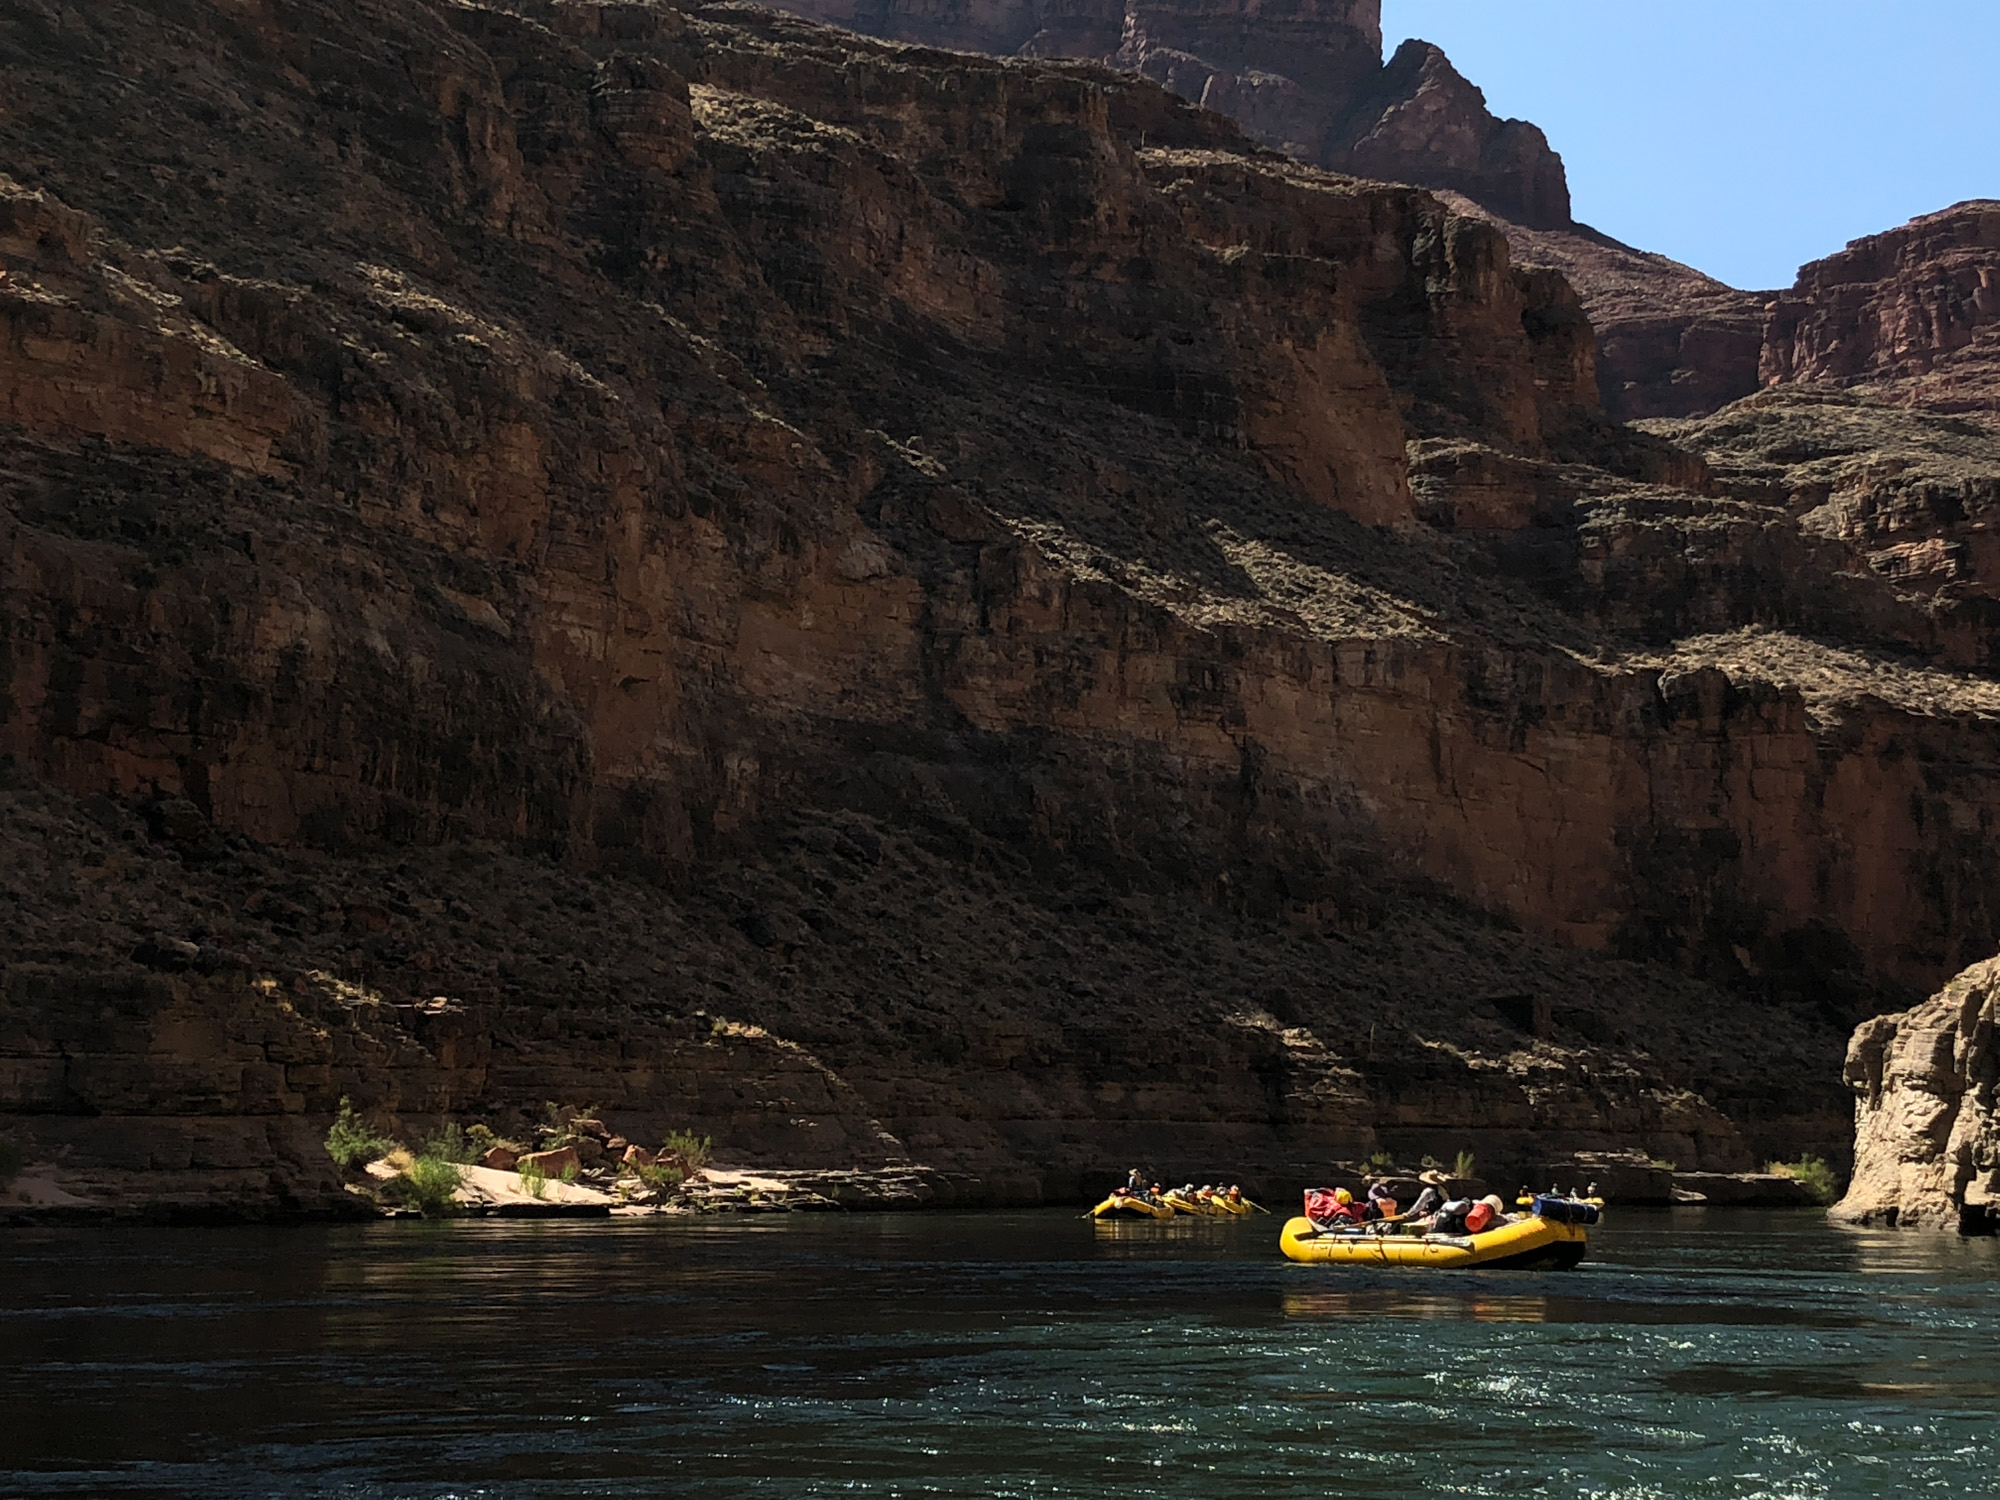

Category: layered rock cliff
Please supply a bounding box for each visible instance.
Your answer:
[762,0,1572,227]
[2,0,1999,1216]
[1763,201,2000,422]
[1834,956,1999,1234]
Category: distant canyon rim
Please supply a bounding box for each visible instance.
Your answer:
[2,0,1998,1223]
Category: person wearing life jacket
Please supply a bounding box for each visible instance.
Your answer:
[1226,1185,1245,1207]
[1363,1181,1400,1222]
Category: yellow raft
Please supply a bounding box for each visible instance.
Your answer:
[1092,1193,1175,1221]
[1280,1213,1589,1270]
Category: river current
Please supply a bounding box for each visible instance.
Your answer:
[2,1208,1994,1497]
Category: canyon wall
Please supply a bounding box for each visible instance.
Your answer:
[1835,955,1999,1234]
[1,0,1999,1212]
[1763,201,2000,421]
[760,0,1572,227]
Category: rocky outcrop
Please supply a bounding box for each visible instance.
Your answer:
[761,0,1572,226]
[1437,195,1770,422]
[1651,391,2000,616]
[1835,957,1999,1234]
[1763,201,2000,422]
[1324,42,1568,231]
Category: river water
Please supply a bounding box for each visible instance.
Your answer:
[2,1208,1995,1498]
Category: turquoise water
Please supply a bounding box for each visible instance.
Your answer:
[1,1209,1995,1497]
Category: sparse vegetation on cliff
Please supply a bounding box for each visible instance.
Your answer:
[422,1123,480,1167]
[325,1100,394,1171]
[393,1155,465,1216]
[1767,1156,1840,1206]
[661,1131,713,1175]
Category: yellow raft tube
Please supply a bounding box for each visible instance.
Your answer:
[1280,1211,1589,1270]
[1092,1192,1176,1221]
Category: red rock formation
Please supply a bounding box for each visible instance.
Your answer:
[1436,194,1770,422]
[1763,201,2000,422]
[760,0,1573,227]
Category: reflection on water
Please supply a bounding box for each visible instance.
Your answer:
[0,1209,1993,1498]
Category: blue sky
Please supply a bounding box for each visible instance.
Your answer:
[1379,1,1997,290]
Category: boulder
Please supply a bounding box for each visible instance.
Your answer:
[571,1118,609,1140]
[1835,956,2000,1233]
[622,1145,656,1169]
[516,1146,580,1179]
[573,1137,605,1165]
[481,1145,519,1172]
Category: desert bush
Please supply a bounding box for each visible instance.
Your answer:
[519,1161,549,1199]
[535,1102,602,1149]
[1454,1150,1477,1180]
[422,1122,479,1165]
[395,1155,464,1215]
[628,1160,685,1192]
[1768,1156,1840,1205]
[325,1098,395,1170]
[661,1130,713,1173]
[0,1138,23,1188]
[1364,1150,1396,1174]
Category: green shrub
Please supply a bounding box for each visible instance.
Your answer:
[325,1098,395,1170]
[466,1123,499,1154]
[661,1130,713,1173]
[536,1101,601,1149]
[422,1122,479,1165]
[1364,1149,1396,1174]
[395,1155,464,1215]
[1454,1150,1477,1181]
[1768,1155,1840,1205]
[0,1138,23,1188]
[560,1161,579,1184]
[519,1161,548,1199]
[629,1160,685,1192]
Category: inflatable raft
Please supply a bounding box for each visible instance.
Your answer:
[1280,1199,1596,1270]
[1092,1193,1175,1221]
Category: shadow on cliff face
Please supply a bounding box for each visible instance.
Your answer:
[0,764,1850,1214]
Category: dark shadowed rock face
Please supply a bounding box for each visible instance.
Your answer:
[762,0,1572,227]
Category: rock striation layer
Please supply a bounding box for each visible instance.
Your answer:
[763,0,1572,226]
[1763,201,2000,423]
[1,0,1999,1216]
[1835,956,1999,1234]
